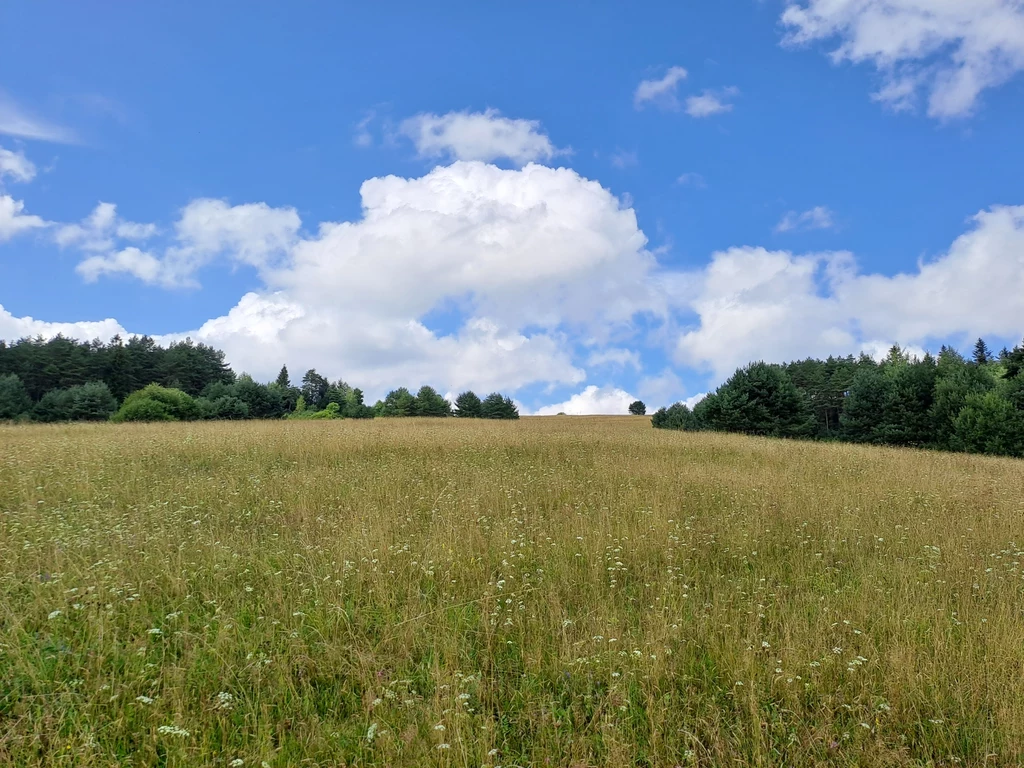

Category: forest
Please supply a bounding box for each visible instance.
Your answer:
[0,335,518,423]
[653,338,1024,458]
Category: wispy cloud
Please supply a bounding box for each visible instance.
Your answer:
[676,172,707,189]
[0,146,36,183]
[775,205,836,233]
[0,93,76,144]
[610,149,638,169]
[634,66,688,110]
[353,111,375,148]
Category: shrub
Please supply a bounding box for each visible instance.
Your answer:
[111,384,199,423]
[651,402,695,430]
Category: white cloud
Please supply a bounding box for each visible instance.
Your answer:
[637,368,684,407]
[77,247,167,286]
[676,172,707,188]
[587,347,642,369]
[682,392,708,410]
[685,87,738,118]
[0,146,36,182]
[173,198,300,268]
[534,385,637,416]
[677,205,1024,378]
[0,93,76,143]
[56,202,157,253]
[42,161,655,398]
[634,66,689,110]
[399,109,564,165]
[353,111,375,148]
[63,199,297,288]
[0,303,127,342]
[780,0,1024,118]
[775,205,836,233]
[0,195,47,241]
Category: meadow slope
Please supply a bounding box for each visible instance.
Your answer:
[1,417,1023,767]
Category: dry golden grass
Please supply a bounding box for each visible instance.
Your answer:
[1,416,1023,767]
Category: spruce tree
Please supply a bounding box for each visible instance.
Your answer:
[276,365,290,388]
[972,338,992,365]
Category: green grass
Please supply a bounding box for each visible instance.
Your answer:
[1,417,1023,766]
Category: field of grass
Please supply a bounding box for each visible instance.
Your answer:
[2,417,1023,767]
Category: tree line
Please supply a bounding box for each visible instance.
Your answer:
[652,338,1024,458]
[0,335,518,422]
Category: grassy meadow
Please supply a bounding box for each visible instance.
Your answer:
[1,416,1023,767]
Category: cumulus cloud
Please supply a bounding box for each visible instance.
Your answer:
[45,161,654,398]
[634,66,689,110]
[685,87,738,117]
[534,385,637,416]
[0,195,47,241]
[77,247,167,285]
[0,93,76,143]
[0,146,35,182]
[775,205,836,233]
[677,205,1024,378]
[0,302,127,341]
[65,199,298,288]
[780,0,1024,118]
[56,202,157,253]
[399,109,565,165]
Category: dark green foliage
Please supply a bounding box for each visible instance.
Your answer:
[839,366,891,443]
[415,386,452,417]
[666,340,1024,459]
[696,362,814,438]
[930,349,995,446]
[0,374,32,420]
[344,388,373,419]
[874,355,936,446]
[650,402,694,430]
[378,387,417,417]
[33,388,74,422]
[301,369,330,411]
[951,392,1024,457]
[0,333,231,406]
[234,375,286,419]
[210,396,250,420]
[111,384,200,423]
[275,365,291,388]
[972,338,992,365]
[454,391,483,418]
[628,400,646,416]
[160,339,234,396]
[1003,339,1024,379]
[480,393,519,420]
[67,382,118,421]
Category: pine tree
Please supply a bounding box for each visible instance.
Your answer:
[454,391,483,418]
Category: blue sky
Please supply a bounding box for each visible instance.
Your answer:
[2,1,1024,413]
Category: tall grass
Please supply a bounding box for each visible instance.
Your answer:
[1,417,1023,767]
